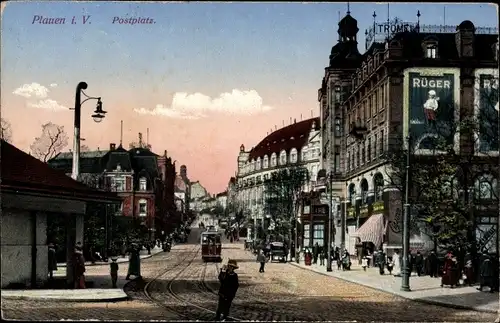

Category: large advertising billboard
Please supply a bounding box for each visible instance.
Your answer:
[403,68,460,154]
[474,69,499,155]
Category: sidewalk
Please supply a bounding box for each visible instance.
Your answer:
[1,247,165,302]
[289,260,499,314]
[56,247,164,267]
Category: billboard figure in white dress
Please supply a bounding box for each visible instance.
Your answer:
[423,90,439,127]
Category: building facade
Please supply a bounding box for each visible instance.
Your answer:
[318,13,499,256]
[235,117,321,241]
[48,143,178,238]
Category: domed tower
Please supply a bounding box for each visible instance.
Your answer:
[338,11,359,43]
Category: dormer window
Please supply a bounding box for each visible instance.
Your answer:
[139,177,147,191]
[279,150,287,165]
[426,45,437,58]
[423,37,439,59]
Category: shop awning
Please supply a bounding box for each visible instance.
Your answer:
[351,213,384,248]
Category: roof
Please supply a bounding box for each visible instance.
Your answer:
[247,117,320,161]
[1,140,120,202]
[52,150,109,160]
[216,192,227,197]
[48,150,107,174]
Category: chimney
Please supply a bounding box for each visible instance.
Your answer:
[290,117,292,124]
[164,150,167,157]
[294,118,297,123]
[110,143,116,151]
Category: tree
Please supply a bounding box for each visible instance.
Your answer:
[264,166,310,239]
[30,122,69,162]
[1,118,13,143]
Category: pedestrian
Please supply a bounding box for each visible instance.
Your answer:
[478,256,494,292]
[335,248,342,270]
[428,251,439,278]
[441,251,457,288]
[392,249,402,276]
[48,242,57,280]
[73,244,86,289]
[125,243,142,280]
[215,259,239,321]
[361,255,368,271]
[377,248,386,275]
[110,257,119,288]
[257,249,266,273]
[319,249,325,266]
[313,242,320,264]
[415,251,424,276]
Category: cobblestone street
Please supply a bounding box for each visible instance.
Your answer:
[2,233,498,322]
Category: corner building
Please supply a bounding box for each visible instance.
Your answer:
[318,12,499,257]
[235,118,321,242]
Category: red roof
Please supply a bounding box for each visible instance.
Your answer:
[248,117,319,160]
[1,140,119,202]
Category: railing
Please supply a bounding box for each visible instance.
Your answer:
[365,21,499,50]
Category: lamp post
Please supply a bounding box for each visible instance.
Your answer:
[401,135,411,292]
[327,173,334,272]
[71,82,106,181]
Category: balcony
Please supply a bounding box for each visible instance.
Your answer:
[349,119,368,140]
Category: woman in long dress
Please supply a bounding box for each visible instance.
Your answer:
[126,243,142,280]
[393,250,402,276]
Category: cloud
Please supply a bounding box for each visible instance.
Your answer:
[50,83,58,88]
[13,83,49,98]
[135,89,273,119]
[28,99,68,111]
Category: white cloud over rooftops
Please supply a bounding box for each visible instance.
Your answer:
[28,99,67,111]
[134,89,274,119]
[13,82,67,112]
[13,83,49,98]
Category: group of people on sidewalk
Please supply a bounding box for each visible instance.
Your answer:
[47,241,144,289]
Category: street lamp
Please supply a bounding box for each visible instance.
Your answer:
[71,82,106,180]
[401,135,411,292]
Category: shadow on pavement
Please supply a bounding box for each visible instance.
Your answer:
[137,292,497,322]
[417,291,499,311]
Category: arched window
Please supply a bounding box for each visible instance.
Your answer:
[475,174,498,200]
[263,155,269,168]
[138,199,148,217]
[270,153,277,167]
[251,160,256,171]
[348,184,356,205]
[373,173,384,201]
[279,150,287,165]
[256,157,261,170]
[290,148,298,163]
[301,149,307,161]
[360,179,369,204]
[139,177,147,191]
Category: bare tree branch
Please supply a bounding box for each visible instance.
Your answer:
[30,122,69,162]
[1,118,13,143]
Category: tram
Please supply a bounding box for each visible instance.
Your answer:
[200,231,222,262]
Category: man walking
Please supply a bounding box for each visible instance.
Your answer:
[215,259,239,321]
[415,251,424,276]
[257,249,266,273]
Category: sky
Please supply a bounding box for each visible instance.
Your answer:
[1,2,498,193]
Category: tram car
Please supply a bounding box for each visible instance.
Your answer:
[201,231,222,262]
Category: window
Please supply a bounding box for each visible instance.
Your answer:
[335,153,340,173]
[271,153,277,167]
[301,150,307,161]
[380,130,384,155]
[264,174,269,181]
[374,134,378,158]
[256,158,261,170]
[111,176,125,192]
[263,155,269,168]
[347,152,350,172]
[139,177,147,191]
[139,199,147,217]
[361,142,365,165]
[356,146,360,168]
[374,173,384,201]
[313,224,324,246]
[475,175,498,200]
[290,148,298,163]
[303,224,311,248]
[279,151,287,165]
[335,118,342,137]
[367,138,372,162]
[311,165,318,181]
[426,45,437,59]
